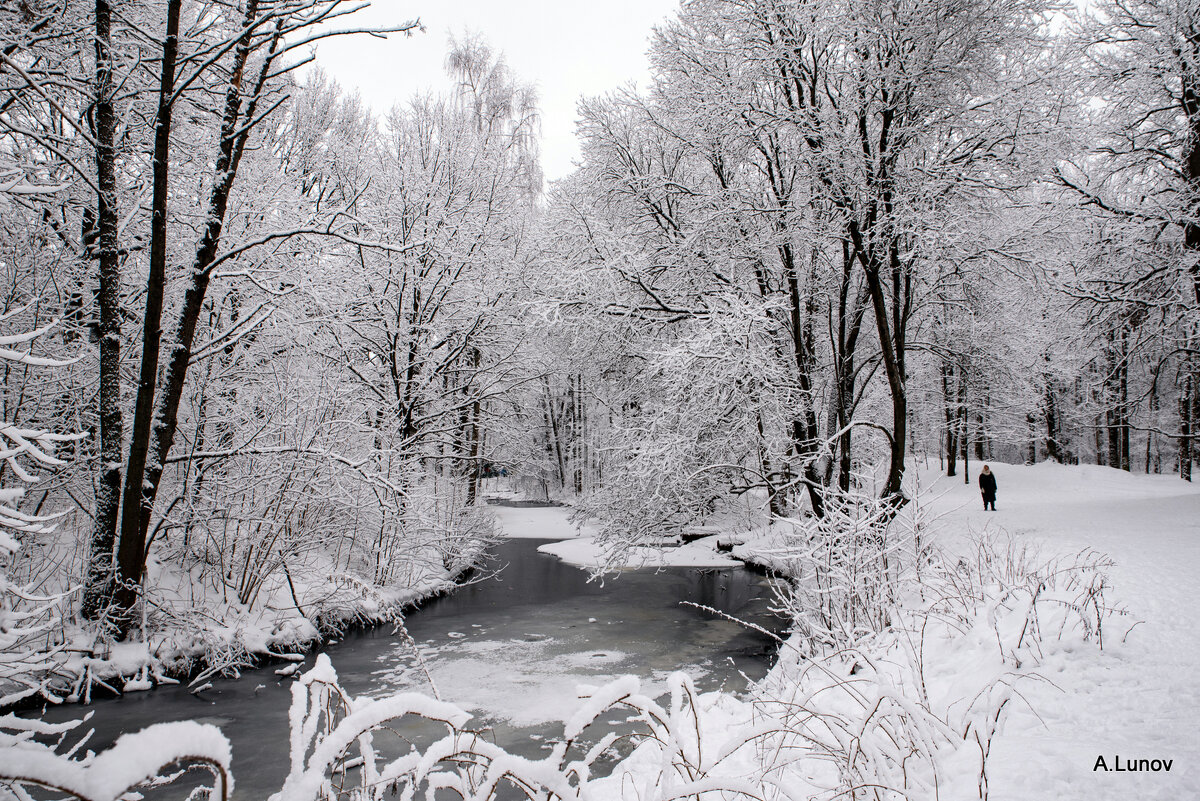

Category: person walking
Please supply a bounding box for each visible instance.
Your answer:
[979,464,997,511]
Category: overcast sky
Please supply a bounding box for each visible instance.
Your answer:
[308,1,680,182]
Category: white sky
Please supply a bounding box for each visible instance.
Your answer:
[308,1,681,182]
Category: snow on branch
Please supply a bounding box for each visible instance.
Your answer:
[0,718,232,801]
[0,319,85,514]
[0,166,72,196]
[267,655,771,801]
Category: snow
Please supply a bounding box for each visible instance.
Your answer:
[582,461,1200,800]
[490,500,741,568]
[370,633,666,728]
[538,535,741,569]
[490,503,587,539]
[27,552,459,704]
[921,461,1200,800]
[272,654,472,801]
[563,674,640,740]
[0,720,233,801]
[10,463,1195,801]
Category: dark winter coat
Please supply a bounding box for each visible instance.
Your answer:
[978,471,997,499]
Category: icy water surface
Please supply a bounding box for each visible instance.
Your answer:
[33,532,784,799]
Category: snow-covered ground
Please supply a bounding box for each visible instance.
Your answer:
[581,462,1200,800]
[489,503,586,539]
[537,535,741,569]
[234,467,1197,801]
[490,502,742,568]
[921,461,1200,800]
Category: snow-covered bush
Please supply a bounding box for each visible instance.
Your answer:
[0,316,82,706]
[926,530,1125,665]
[739,490,905,655]
[0,714,232,801]
[2,656,775,801]
[272,655,767,801]
[743,514,1125,800]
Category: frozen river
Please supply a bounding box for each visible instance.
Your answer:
[32,532,784,799]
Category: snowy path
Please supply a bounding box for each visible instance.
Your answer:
[925,462,1200,800]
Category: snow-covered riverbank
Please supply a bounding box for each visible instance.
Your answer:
[491,502,743,568]
[17,499,741,710]
[6,537,488,709]
[587,462,1200,800]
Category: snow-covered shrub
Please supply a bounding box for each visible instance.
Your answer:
[0,714,232,801]
[0,316,82,706]
[3,656,774,801]
[754,642,958,800]
[926,531,1125,665]
[586,672,770,801]
[272,656,767,801]
[570,299,798,564]
[745,517,1125,801]
[377,475,499,584]
[759,491,906,655]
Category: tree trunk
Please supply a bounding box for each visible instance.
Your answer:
[136,3,276,545]
[572,373,585,495]
[941,361,958,477]
[543,376,567,490]
[1182,370,1194,482]
[834,242,868,494]
[1106,405,1120,469]
[1044,382,1061,463]
[113,0,182,621]
[860,253,908,506]
[781,236,824,517]
[974,406,986,461]
[1026,414,1037,464]
[961,410,970,485]
[463,347,483,505]
[81,0,123,621]
[115,2,276,630]
[1119,348,1131,471]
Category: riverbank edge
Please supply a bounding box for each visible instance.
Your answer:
[13,501,767,716]
[3,557,488,716]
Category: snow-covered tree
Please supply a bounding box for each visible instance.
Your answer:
[1059,0,1200,478]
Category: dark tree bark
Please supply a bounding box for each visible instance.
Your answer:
[1026,414,1037,464]
[571,373,584,495]
[115,1,282,628]
[961,412,970,485]
[543,375,568,490]
[759,135,825,518]
[81,0,123,621]
[1176,18,1200,480]
[113,0,182,620]
[462,347,483,505]
[1182,370,1194,482]
[974,399,987,461]
[833,242,869,493]
[136,4,280,564]
[1145,376,1158,473]
[859,246,910,507]
[1044,381,1061,463]
[942,361,959,477]
[1119,357,1131,472]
